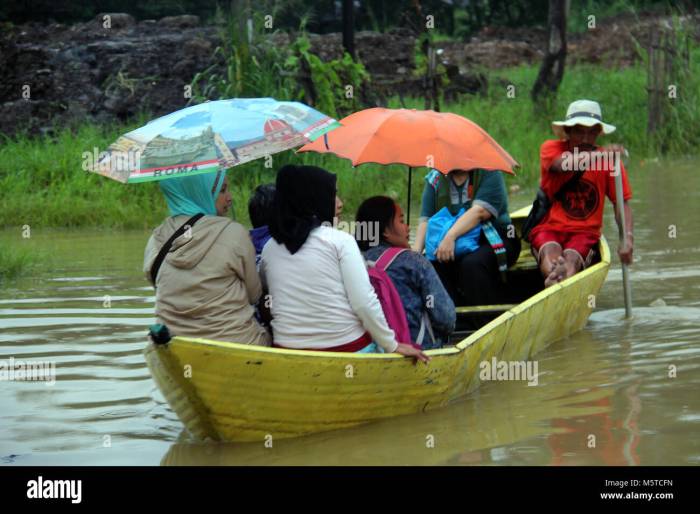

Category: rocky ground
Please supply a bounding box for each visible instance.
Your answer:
[1,12,698,137]
[440,11,700,72]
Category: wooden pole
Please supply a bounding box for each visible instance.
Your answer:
[647,28,661,134]
[614,155,632,318]
[424,43,433,110]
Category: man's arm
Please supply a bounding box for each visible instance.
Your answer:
[435,205,491,262]
[548,155,568,173]
[550,142,618,174]
[412,220,428,253]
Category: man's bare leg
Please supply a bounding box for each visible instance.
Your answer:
[546,256,569,287]
[538,243,565,287]
[562,249,584,279]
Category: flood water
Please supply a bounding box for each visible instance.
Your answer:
[1,159,699,465]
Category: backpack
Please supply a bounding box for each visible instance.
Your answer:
[367,247,422,349]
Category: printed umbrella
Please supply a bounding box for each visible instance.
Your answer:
[90,98,340,183]
[297,107,518,221]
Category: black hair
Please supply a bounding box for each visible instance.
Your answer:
[355,195,397,252]
[248,183,276,228]
[269,165,337,254]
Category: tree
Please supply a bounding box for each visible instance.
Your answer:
[342,0,355,59]
[531,0,569,101]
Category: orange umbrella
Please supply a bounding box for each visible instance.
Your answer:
[297,108,518,222]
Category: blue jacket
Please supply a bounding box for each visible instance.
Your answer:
[364,244,456,349]
[250,225,272,267]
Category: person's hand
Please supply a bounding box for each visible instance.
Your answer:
[395,343,430,364]
[618,234,633,265]
[601,144,627,167]
[435,234,456,262]
[602,143,626,155]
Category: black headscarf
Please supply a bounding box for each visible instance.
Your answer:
[269,164,337,254]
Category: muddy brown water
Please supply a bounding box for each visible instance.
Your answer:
[1,158,699,465]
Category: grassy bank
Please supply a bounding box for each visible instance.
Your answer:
[1,59,698,231]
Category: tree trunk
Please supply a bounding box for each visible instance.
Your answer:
[531,0,568,101]
[342,0,355,59]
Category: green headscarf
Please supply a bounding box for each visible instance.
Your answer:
[159,170,224,216]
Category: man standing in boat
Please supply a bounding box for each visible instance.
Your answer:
[528,100,634,286]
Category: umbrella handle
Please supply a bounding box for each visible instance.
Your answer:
[407,167,413,226]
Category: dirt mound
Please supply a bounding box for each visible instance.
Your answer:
[1,12,697,137]
[0,17,423,136]
[0,15,219,136]
[439,12,700,72]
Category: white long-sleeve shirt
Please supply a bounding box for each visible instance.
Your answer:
[260,225,398,352]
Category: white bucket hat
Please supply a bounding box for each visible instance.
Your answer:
[552,99,616,139]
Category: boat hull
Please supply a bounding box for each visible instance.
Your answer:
[145,236,610,443]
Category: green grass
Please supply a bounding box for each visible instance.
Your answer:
[1,59,698,229]
[0,244,43,281]
[433,62,652,174]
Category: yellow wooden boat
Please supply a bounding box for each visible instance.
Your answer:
[145,206,611,442]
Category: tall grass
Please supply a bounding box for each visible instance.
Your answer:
[1,57,698,230]
[0,120,165,229]
[0,244,41,281]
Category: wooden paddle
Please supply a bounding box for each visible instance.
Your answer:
[614,151,633,318]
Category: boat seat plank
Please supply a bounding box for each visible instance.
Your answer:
[455,304,517,314]
[510,245,538,271]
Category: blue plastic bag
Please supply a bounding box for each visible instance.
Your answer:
[425,207,481,261]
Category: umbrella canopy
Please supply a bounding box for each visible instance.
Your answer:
[297,107,518,174]
[90,98,340,183]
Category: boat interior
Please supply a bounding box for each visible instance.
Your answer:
[448,238,601,344]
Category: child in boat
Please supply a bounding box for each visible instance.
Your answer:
[413,168,520,306]
[356,196,456,349]
[143,170,271,346]
[248,183,275,270]
[529,99,633,287]
[261,164,429,362]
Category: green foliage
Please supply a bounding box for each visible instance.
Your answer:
[649,16,700,153]
[0,0,221,24]
[189,8,294,102]
[452,0,549,39]
[190,10,369,119]
[413,34,450,90]
[2,58,699,229]
[567,0,665,34]
[286,33,370,118]
[0,0,682,39]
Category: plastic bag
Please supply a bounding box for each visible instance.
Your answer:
[425,207,481,261]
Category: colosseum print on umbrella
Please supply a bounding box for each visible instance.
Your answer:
[89,98,340,183]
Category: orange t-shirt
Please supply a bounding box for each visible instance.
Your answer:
[531,139,632,238]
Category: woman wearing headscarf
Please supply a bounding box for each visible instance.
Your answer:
[261,164,428,362]
[143,170,270,346]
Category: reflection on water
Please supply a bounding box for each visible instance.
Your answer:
[1,159,699,465]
